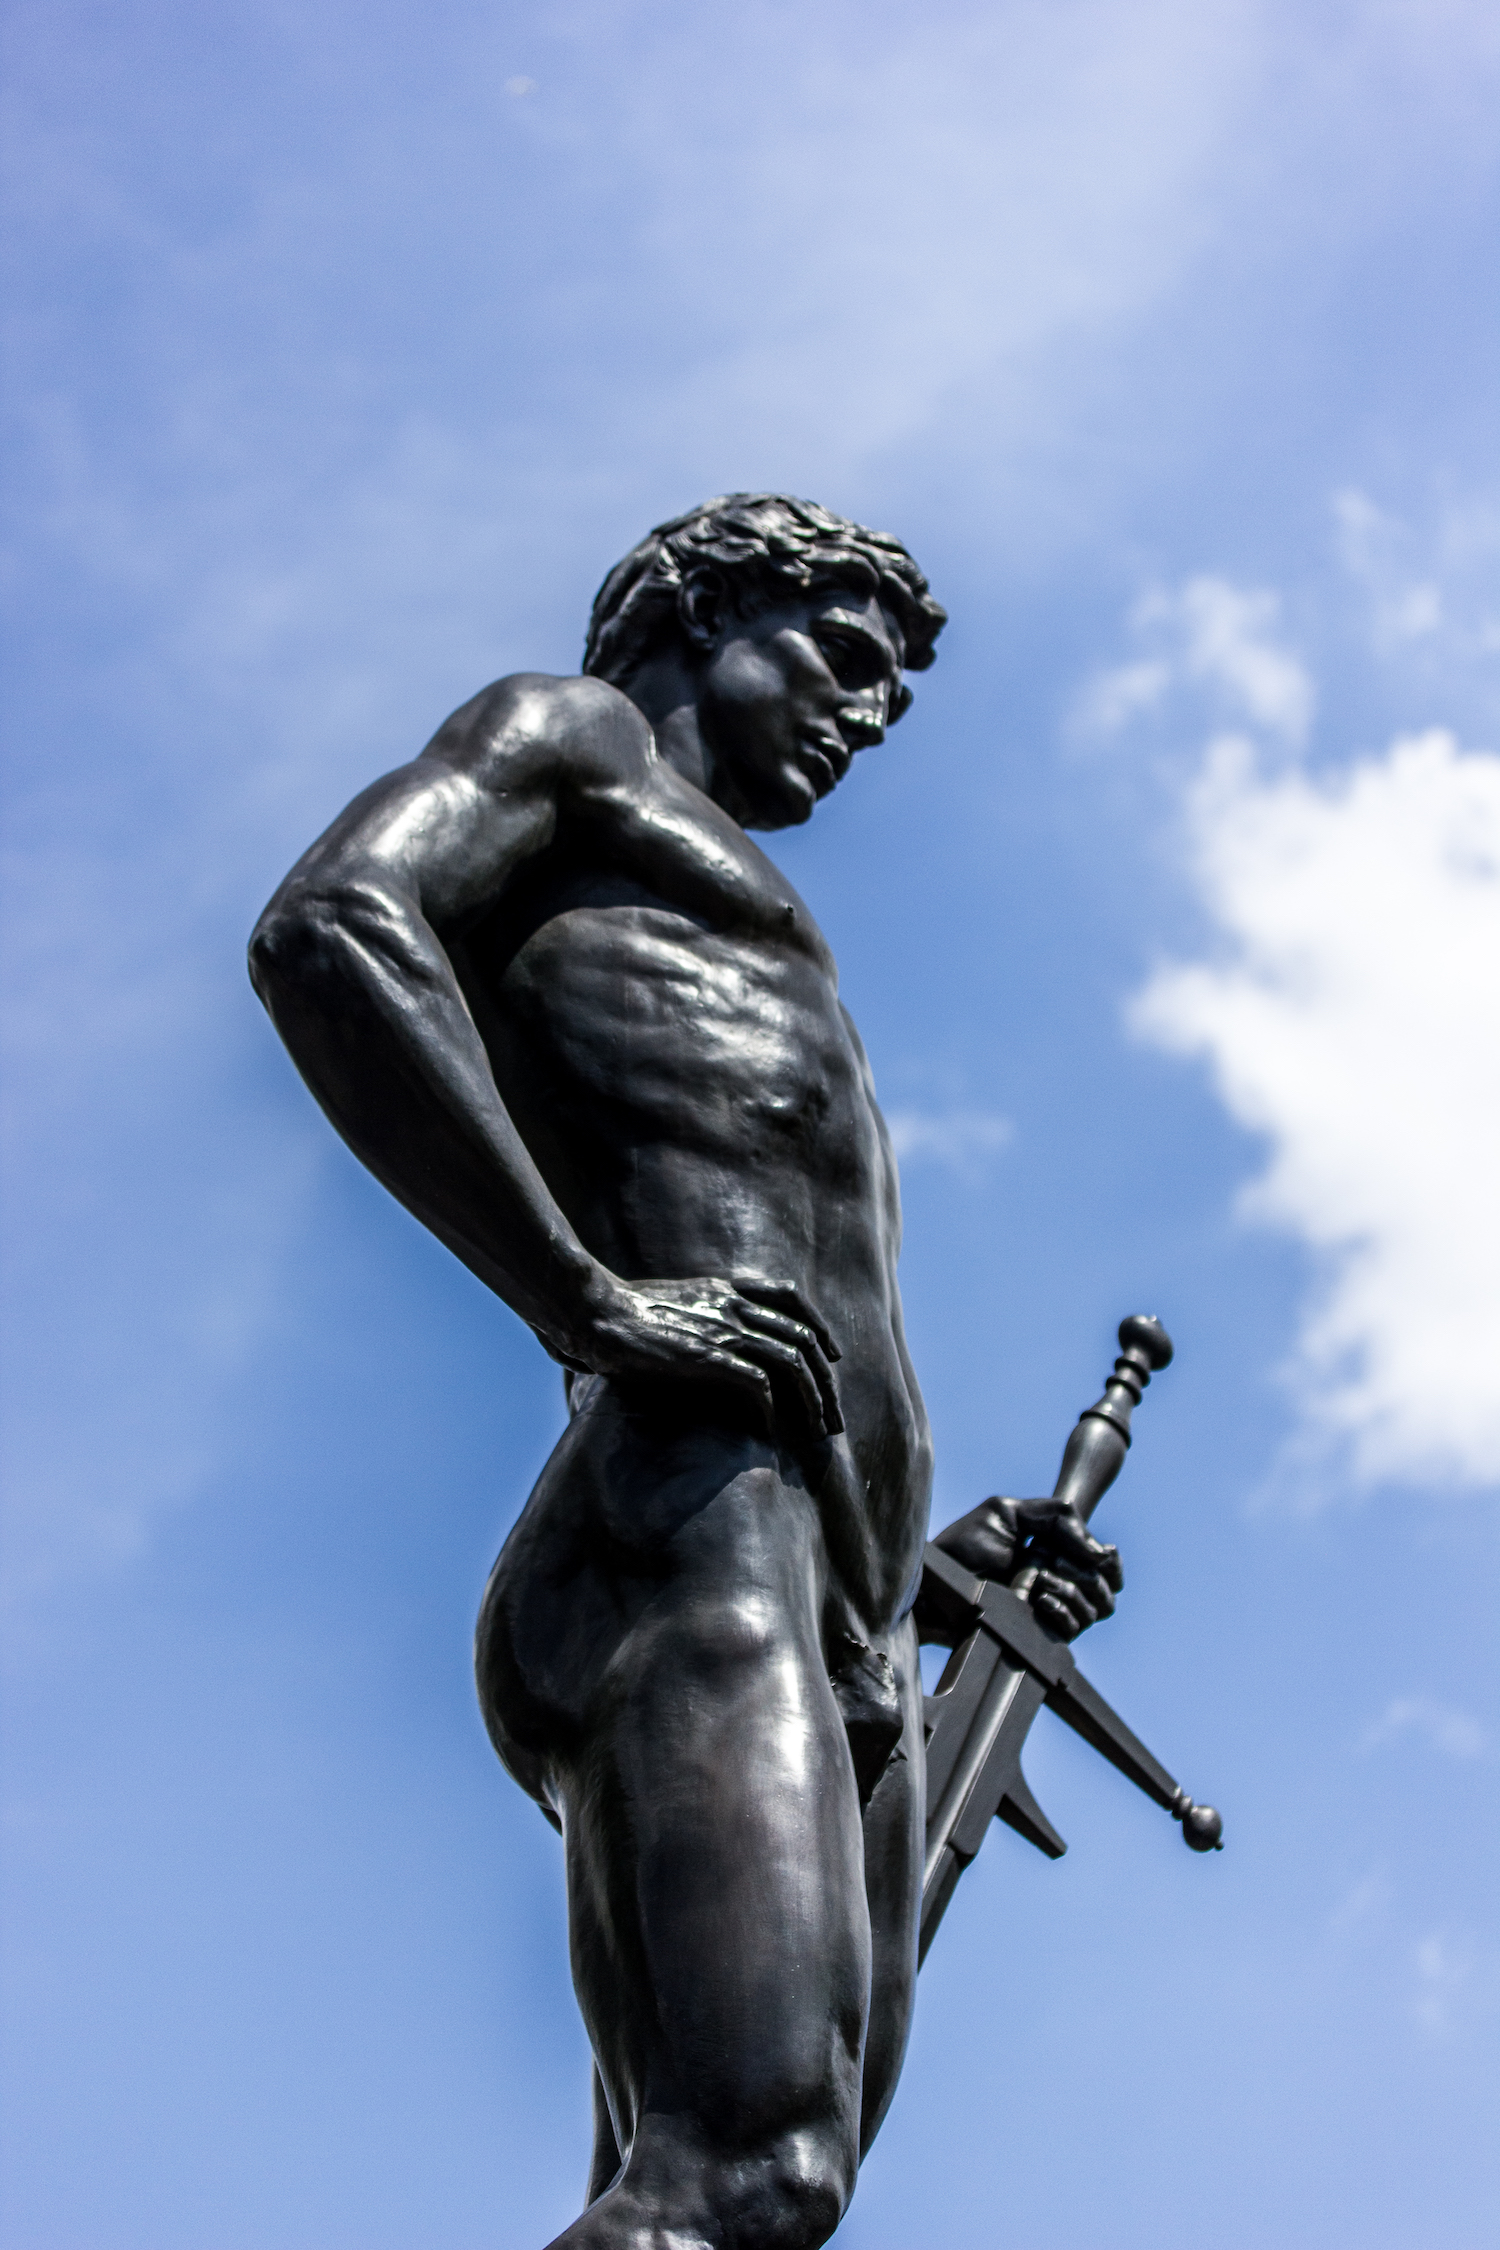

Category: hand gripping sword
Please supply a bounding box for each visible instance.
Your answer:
[914,1315,1223,1966]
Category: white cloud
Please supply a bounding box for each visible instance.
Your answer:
[1076,577,1314,745]
[1363,1697,1488,1760]
[1132,727,1500,1491]
[886,1107,1013,1180]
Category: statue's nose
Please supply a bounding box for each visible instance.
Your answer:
[841,691,887,747]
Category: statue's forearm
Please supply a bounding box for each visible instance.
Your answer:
[248,875,605,1361]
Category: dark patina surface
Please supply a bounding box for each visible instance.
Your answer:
[250,497,1128,2248]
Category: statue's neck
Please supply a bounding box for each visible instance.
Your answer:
[617,654,713,798]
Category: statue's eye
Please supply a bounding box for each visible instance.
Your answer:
[815,631,879,690]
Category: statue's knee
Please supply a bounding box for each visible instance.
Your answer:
[614,2107,855,2250]
[716,2119,857,2250]
[770,2127,857,2247]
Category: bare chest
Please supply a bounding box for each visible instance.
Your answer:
[453,765,875,1155]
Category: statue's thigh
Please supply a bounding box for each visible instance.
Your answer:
[561,1451,870,2158]
[859,1613,925,2157]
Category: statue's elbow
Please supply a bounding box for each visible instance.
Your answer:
[249,874,414,1020]
[247,885,333,1013]
[248,904,283,1009]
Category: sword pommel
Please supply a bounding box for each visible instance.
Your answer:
[1173,1796,1225,1851]
[1117,1312,1173,1375]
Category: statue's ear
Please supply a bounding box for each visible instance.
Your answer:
[889,681,914,724]
[677,566,728,653]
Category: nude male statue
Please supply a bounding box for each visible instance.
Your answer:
[249,495,1123,2249]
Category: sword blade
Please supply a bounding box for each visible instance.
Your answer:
[923,1656,1032,1896]
[918,1664,1060,1964]
[922,1629,1008,1814]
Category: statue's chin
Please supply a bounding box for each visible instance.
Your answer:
[746,775,819,832]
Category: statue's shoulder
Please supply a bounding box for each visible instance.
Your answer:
[423,672,652,798]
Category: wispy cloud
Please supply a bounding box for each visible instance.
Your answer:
[1146,579,1314,742]
[2,0,1267,707]
[1328,1869,1392,1937]
[1075,576,1314,746]
[1073,657,1173,735]
[885,1107,1013,1181]
[1363,1696,1488,1760]
[1335,487,1500,672]
[1413,1927,1500,2038]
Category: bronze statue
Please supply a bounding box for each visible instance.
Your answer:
[249,495,1211,2249]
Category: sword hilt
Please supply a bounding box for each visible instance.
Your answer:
[1053,1312,1174,1526]
[1018,1314,1222,1852]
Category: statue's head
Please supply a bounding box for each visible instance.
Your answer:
[582,494,947,829]
[583,494,946,709]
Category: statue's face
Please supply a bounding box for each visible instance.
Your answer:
[696,587,906,830]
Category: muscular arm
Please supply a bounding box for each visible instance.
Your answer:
[249,674,618,1362]
[249,674,842,1434]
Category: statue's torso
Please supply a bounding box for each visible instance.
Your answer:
[450,743,932,1614]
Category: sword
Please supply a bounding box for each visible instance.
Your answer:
[915,1315,1222,1966]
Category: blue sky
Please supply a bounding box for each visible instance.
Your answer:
[3,3,1498,2243]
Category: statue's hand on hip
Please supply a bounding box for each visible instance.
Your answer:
[565,1270,844,1445]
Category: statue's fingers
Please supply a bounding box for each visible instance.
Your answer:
[1031,1588,1084,1642]
[1034,1507,1106,1573]
[696,1348,777,1428]
[736,1302,843,1431]
[696,1346,773,1394]
[740,1332,838,1440]
[1083,1570,1117,1620]
[1029,1569,1080,1621]
[730,1275,841,1362]
[1030,1568,1099,1636]
[1061,1566,1119,1620]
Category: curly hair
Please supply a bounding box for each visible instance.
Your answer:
[582,493,946,692]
